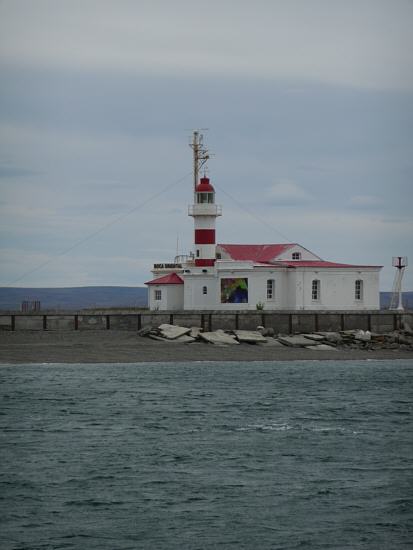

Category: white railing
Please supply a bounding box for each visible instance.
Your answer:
[188,204,222,216]
[174,254,195,264]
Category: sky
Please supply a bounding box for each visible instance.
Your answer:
[0,0,412,290]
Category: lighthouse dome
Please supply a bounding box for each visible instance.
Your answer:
[195,176,215,193]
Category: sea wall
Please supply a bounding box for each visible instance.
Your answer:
[0,310,412,334]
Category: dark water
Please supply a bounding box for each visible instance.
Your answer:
[1,361,412,550]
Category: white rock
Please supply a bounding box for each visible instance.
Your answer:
[174,334,196,343]
[199,331,240,345]
[158,324,191,340]
[148,334,169,342]
[189,326,203,338]
[234,330,267,343]
[261,339,286,347]
[302,333,325,341]
[278,335,315,347]
[316,332,342,343]
[354,330,371,342]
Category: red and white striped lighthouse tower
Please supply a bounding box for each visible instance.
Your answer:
[188,131,221,267]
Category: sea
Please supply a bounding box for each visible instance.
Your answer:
[1,360,412,550]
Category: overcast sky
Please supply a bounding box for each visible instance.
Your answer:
[1,0,412,290]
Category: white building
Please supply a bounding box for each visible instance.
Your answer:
[146,138,381,311]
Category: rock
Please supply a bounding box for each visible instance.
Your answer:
[399,344,411,350]
[398,335,413,346]
[199,331,240,345]
[278,335,315,348]
[261,338,286,347]
[354,330,371,342]
[306,344,337,351]
[316,332,343,344]
[401,317,413,335]
[256,326,275,337]
[137,326,153,337]
[302,333,325,341]
[189,326,203,339]
[158,324,191,340]
[234,330,267,344]
[148,334,168,342]
[174,334,196,343]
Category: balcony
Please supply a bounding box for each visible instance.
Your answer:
[188,204,222,217]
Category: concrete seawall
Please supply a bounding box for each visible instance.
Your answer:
[0,310,411,334]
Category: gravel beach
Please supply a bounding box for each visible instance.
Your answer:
[1,331,413,363]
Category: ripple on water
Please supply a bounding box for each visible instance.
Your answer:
[0,360,412,550]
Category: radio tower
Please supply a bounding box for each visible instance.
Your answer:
[389,256,408,310]
[189,130,210,197]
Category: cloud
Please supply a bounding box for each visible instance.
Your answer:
[268,181,312,205]
[0,0,412,90]
[0,2,412,291]
[349,195,384,208]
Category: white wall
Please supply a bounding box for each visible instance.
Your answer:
[150,267,381,311]
[295,269,380,310]
[184,275,218,309]
[184,268,290,310]
[148,285,184,311]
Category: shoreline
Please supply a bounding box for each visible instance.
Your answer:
[1,331,413,364]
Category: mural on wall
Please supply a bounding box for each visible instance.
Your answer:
[221,278,248,303]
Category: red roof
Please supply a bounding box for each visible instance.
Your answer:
[145,273,184,285]
[196,176,215,193]
[218,243,294,262]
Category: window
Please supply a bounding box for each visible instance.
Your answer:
[292,252,301,260]
[197,192,214,203]
[203,286,208,295]
[196,249,200,257]
[216,252,222,259]
[312,279,320,300]
[355,279,363,300]
[154,289,162,301]
[266,279,275,300]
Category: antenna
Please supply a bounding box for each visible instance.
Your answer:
[389,256,408,310]
[189,129,210,195]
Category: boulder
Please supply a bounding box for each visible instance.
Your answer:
[158,324,191,340]
[354,330,371,342]
[316,332,342,344]
[401,318,413,335]
[137,326,153,337]
[189,326,203,339]
[302,333,325,341]
[148,334,169,342]
[174,334,196,343]
[261,338,286,347]
[278,335,315,348]
[199,331,240,345]
[234,330,267,344]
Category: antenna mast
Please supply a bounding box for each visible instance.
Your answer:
[189,130,209,195]
[389,256,408,310]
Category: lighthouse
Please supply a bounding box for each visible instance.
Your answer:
[189,175,222,266]
[188,131,221,267]
[146,132,382,312]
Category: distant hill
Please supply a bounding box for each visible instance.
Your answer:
[380,291,413,310]
[0,287,411,312]
[0,287,148,311]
